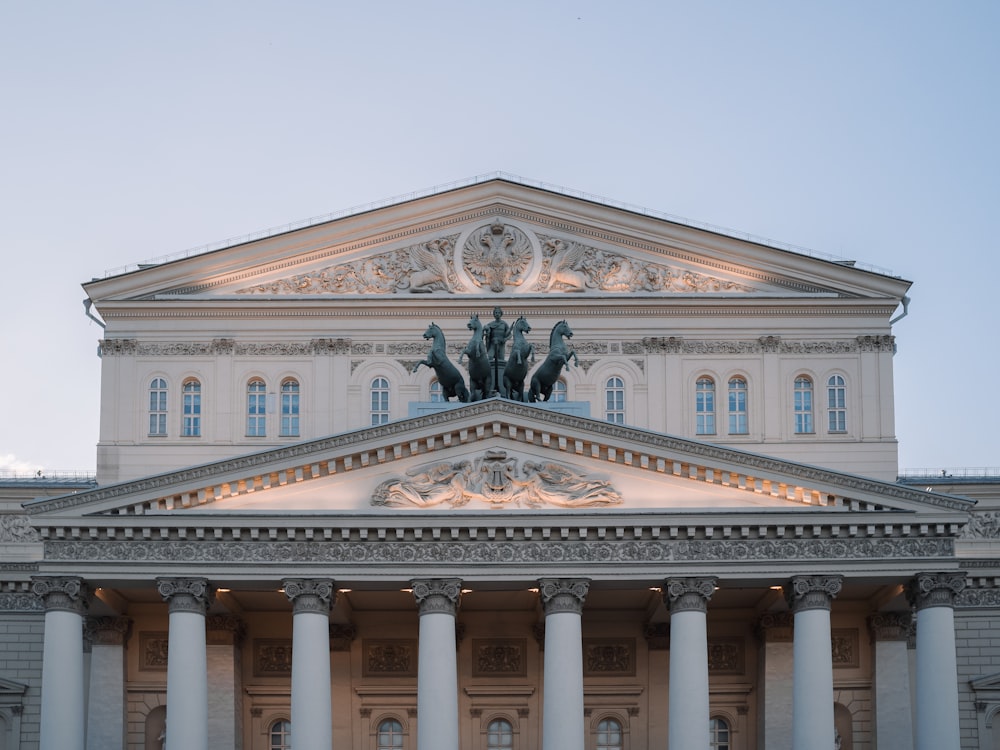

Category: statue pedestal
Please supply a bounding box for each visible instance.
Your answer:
[407,400,591,419]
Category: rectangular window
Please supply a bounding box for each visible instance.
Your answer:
[182,381,201,437]
[728,379,748,435]
[280,381,300,437]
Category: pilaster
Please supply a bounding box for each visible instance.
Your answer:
[868,612,914,750]
[84,616,130,750]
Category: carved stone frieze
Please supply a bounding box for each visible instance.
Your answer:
[411,578,462,615]
[0,515,40,543]
[664,577,717,613]
[539,578,589,615]
[533,233,755,294]
[831,628,859,668]
[961,511,1000,538]
[463,221,533,292]
[237,234,464,295]
[0,593,42,612]
[363,639,416,676]
[139,631,169,671]
[473,638,526,677]
[283,578,335,614]
[785,575,843,613]
[906,572,967,610]
[32,576,89,614]
[254,638,292,676]
[371,450,621,509]
[641,336,892,356]
[707,637,745,674]
[956,587,1000,609]
[583,638,635,676]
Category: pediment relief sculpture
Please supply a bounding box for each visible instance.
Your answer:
[371,450,622,509]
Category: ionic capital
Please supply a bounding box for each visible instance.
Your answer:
[31,576,90,615]
[785,575,843,613]
[906,572,967,611]
[84,615,131,646]
[664,577,717,614]
[156,577,213,614]
[282,578,336,615]
[411,578,462,616]
[538,578,590,616]
[868,611,912,642]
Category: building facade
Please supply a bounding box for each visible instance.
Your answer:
[4,177,1000,750]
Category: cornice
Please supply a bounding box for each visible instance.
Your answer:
[26,399,972,518]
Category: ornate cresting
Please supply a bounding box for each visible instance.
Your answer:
[32,576,90,614]
[785,575,843,613]
[664,577,717,613]
[906,572,967,610]
[538,578,590,615]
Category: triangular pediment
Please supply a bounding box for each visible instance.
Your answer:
[27,399,969,524]
[84,178,911,305]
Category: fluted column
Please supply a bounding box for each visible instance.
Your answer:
[665,577,716,750]
[539,578,589,750]
[906,572,966,750]
[868,612,914,750]
[786,575,842,750]
[33,576,89,750]
[157,577,213,750]
[84,616,131,750]
[412,578,462,750]
[283,579,335,750]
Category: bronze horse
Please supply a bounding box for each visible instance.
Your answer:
[529,320,577,402]
[413,323,470,402]
[502,316,534,401]
[458,314,493,401]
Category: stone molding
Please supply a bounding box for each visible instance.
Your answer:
[84,615,132,646]
[156,577,213,614]
[642,334,895,355]
[785,575,843,613]
[906,572,967,611]
[411,578,462,616]
[867,612,911,642]
[664,577,717,613]
[538,577,590,615]
[282,578,335,614]
[31,576,90,614]
[0,593,42,612]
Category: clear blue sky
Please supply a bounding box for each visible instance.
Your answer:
[1,2,997,473]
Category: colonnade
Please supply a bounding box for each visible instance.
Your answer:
[30,572,967,750]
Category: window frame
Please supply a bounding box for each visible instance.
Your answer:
[485,717,514,750]
[709,715,731,750]
[594,716,624,750]
[371,377,391,425]
[727,376,748,435]
[826,374,847,433]
[605,376,625,424]
[148,377,168,437]
[793,375,814,434]
[280,378,300,437]
[181,378,202,437]
[375,716,405,750]
[246,378,267,437]
[268,717,292,750]
[695,376,717,435]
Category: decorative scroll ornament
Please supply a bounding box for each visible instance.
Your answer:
[236,234,464,295]
[411,578,462,615]
[867,612,911,641]
[282,578,336,614]
[785,575,843,613]
[539,578,590,615]
[371,450,622,509]
[533,233,755,294]
[462,221,533,292]
[156,577,214,614]
[84,616,132,646]
[664,577,717,613]
[906,572,967,611]
[32,576,89,614]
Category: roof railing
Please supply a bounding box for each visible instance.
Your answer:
[102,171,896,279]
[0,470,97,481]
[898,467,1000,480]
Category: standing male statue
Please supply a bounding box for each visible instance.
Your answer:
[484,306,511,364]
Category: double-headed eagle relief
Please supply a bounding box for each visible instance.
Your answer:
[236,220,756,296]
[371,450,622,509]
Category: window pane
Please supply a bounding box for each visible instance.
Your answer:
[696,377,716,435]
[605,377,625,424]
[728,378,748,435]
[794,377,813,434]
[487,718,514,749]
[596,718,623,750]
[377,719,404,750]
[372,378,390,425]
[281,379,300,436]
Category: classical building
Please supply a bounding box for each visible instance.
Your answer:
[3,175,1000,750]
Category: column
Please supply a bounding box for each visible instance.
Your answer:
[283,579,335,750]
[33,576,89,750]
[906,572,966,750]
[412,578,462,750]
[84,616,131,750]
[868,612,914,750]
[755,612,794,750]
[786,575,841,750]
[539,578,590,750]
[157,577,213,750]
[207,615,246,750]
[665,577,716,750]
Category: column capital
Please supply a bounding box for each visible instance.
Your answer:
[282,578,335,614]
[906,572,967,611]
[868,611,912,642]
[754,611,795,643]
[31,576,90,615]
[411,578,462,616]
[538,578,590,615]
[785,575,842,613]
[664,577,717,613]
[156,577,213,614]
[84,615,131,647]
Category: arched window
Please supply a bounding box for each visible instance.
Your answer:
[827,374,847,432]
[280,379,300,437]
[247,378,267,436]
[709,716,731,750]
[182,379,201,437]
[696,377,716,435]
[794,376,814,433]
[595,717,623,750]
[148,378,168,436]
[486,718,514,749]
[605,377,625,424]
[551,379,567,403]
[269,718,291,750]
[371,377,390,425]
[377,718,404,749]
[727,377,748,435]
[430,380,444,403]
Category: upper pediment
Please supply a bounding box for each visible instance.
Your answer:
[27,399,968,525]
[84,179,911,304]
